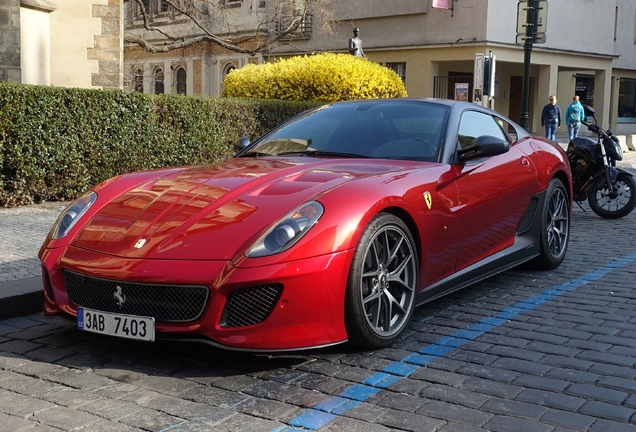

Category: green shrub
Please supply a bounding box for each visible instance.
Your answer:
[0,83,318,207]
[222,52,408,101]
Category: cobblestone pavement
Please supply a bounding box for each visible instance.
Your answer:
[2,173,636,431]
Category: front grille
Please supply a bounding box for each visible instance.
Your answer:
[64,270,209,322]
[220,284,283,328]
[517,197,539,234]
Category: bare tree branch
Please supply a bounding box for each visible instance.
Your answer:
[124,0,338,55]
[124,33,259,55]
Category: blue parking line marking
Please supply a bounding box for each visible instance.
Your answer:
[332,399,360,415]
[339,383,382,401]
[382,362,419,377]
[314,396,349,413]
[274,251,636,431]
[288,410,338,429]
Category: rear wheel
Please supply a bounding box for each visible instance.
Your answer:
[345,213,418,348]
[587,173,636,219]
[532,178,570,270]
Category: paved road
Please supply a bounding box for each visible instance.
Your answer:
[1,148,636,431]
[3,204,636,431]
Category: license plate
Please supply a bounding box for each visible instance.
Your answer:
[77,308,155,342]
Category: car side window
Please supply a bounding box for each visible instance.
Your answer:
[457,111,508,150]
[494,117,517,142]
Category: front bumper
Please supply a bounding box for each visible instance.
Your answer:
[40,245,354,351]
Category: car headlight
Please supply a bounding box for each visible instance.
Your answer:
[49,191,97,240]
[247,201,324,258]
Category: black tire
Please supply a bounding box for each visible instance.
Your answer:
[587,172,636,219]
[345,213,418,348]
[532,178,570,270]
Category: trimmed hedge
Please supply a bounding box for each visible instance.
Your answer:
[0,83,319,207]
[222,53,408,101]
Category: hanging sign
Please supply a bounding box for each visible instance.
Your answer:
[432,0,450,9]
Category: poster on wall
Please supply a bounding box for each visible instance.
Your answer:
[455,83,469,101]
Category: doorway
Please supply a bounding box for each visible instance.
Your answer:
[509,76,522,125]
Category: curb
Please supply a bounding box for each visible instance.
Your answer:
[0,277,43,321]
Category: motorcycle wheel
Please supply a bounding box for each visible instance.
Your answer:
[587,173,636,219]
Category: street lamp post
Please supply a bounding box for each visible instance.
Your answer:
[519,0,537,131]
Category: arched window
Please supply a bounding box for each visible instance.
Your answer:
[223,63,236,79]
[134,68,144,93]
[176,68,187,94]
[154,67,164,94]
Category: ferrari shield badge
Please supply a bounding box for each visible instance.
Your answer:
[423,191,432,210]
[133,239,147,249]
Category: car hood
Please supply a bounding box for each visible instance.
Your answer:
[72,157,418,260]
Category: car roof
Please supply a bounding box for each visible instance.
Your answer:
[327,98,525,129]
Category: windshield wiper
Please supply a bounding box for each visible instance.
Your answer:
[277,150,368,158]
[237,151,271,157]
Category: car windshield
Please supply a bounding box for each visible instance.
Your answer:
[242,101,449,162]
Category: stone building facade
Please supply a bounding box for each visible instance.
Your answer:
[1,0,124,90]
[0,0,21,83]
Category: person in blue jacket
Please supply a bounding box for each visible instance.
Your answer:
[540,95,561,141]
[565,95,586,141]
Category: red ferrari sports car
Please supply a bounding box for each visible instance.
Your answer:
[39,99,572,351]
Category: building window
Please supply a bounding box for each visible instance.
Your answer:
[134,68,144,92]
[220,0,242,8]
[385,63,406,84]
[154,67,164,94]
[134,0,173,20]
[223,63,237,78]
[276,0,312,38]
[176,68,187,94]
[575,74,594,107]
[618,78,636,123]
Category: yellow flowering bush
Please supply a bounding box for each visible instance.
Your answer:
[222,53,407,101]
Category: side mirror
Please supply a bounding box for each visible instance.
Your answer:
[458,135,509,161]
[234,137,251,153]
[584,105,595,118]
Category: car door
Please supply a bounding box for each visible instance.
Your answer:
[452,110,537,271]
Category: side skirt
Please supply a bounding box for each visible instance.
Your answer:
[415,190,546,307]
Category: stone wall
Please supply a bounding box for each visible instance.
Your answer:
[88,0,123,89]
[0,0,21,83]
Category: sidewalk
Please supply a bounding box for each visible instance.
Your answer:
[1,140,636,322]
[0,202,66,320]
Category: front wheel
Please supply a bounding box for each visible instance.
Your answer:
[345,213,418,348]
[587,172,636,219]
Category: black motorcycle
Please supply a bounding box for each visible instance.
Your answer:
[566,106,636,219]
